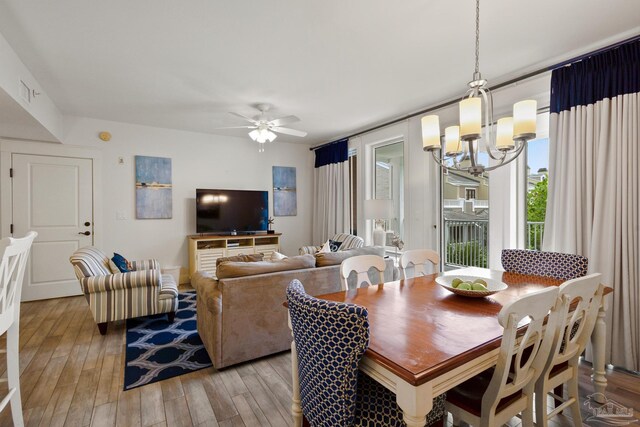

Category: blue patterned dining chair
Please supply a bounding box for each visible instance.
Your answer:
[501,249,588,280]
[286,279,446,427]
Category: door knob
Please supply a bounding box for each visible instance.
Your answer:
[78,231,91,236]
[84,221,91,227]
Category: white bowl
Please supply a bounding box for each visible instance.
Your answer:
[436,275,508,298]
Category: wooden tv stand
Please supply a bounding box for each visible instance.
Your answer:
[187,233,281,279]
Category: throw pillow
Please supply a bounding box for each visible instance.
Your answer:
[215,253,264,267]
[270,251,288,261]
[328,240,343,252]
[315,246,385,267]
[318,240,331,253]
[111,252,131,273]
[108,259,121,274]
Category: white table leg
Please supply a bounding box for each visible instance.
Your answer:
[591,299,608,404]
[288,314,303,426]
[396,381,433,427]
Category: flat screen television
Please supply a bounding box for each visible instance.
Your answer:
[196,189,268,234]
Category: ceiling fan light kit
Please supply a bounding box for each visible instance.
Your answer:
[226,103,308,152]
[421,0,537,176]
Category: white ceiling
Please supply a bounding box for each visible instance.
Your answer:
[0,1,638,145]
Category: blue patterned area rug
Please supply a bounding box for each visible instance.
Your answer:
[124,291,212,390]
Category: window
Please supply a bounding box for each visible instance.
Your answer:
[465,188,476,200]
[373,141,404,244]
[524,113,550,250]
[442,167,489,269]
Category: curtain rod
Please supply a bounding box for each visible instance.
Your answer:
[309,33,640,152]
[551,33,640,70]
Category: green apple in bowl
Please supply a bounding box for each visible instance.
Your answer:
[451,278,463,288]
[471,283,488,291]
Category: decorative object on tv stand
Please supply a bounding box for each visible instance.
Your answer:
[267,217,275,234]
[220,104,308,152]
[364,199,392,247]
[273,166,297,216]
[421,0,537,176]
[135,156,172,219]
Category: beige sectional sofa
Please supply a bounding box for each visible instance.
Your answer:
[192,247,397,369]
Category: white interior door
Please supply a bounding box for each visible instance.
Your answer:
[12,154,94,301]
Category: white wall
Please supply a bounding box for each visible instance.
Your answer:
[6,116,313,276]
[0,31,63,141]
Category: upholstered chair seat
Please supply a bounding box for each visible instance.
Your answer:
[69,246,178,335]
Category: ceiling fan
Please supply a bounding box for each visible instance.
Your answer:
[221,103,307,148]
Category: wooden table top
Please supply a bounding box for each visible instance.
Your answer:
[317,267,609,387]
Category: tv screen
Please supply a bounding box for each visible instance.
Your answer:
[196,189,268,234]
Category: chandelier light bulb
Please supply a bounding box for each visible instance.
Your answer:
[421,115,441,151]
[513,100,538,140]
[496,117,515,150]
[444,126,462,156]
[459,97,482,141]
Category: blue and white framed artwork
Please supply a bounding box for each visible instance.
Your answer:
[135,155,172,219]
[273,166,297,216]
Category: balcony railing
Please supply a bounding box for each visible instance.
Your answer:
[444,219,488,268]
[443,198,489,210]
[527,221,545,250]
[443,219,546,268]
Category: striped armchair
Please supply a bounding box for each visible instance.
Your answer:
[69,246,178,335]
[298,233,364,255]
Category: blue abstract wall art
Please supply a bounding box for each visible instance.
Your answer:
[135,155,172,219]
[273,166,297,216]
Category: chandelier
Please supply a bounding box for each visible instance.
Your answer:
[421,0,537,176]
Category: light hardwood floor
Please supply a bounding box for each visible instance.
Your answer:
[0,292,638,427]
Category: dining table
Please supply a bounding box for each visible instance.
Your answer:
[288,266,612,427]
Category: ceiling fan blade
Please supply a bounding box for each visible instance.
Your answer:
[272,127,308,137]
[212,126,256,130]
[269,115,300,127]
[229,112,259,124]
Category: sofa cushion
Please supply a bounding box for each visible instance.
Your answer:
[215,253,264,267]
[217,254,316,279]
[315,246,385,267]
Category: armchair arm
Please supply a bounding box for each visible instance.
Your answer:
[299,245,321,255]
[80,269,159,294]
[129,258,159,271]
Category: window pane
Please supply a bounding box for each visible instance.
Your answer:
[374,142,404,245]
[526,138,549,250]
[443,167,489,269]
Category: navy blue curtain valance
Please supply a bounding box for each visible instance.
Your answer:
[550,39,640,114]
[314,138,349,168]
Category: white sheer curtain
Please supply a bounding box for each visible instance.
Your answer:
[312,139,350,243]
[543,42,640,371]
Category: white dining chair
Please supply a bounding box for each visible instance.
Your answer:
[446,286,562,427]
[339,255,385,291]
[535,273,604,427]
[0,231,37,427]
[399,249,440,279]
